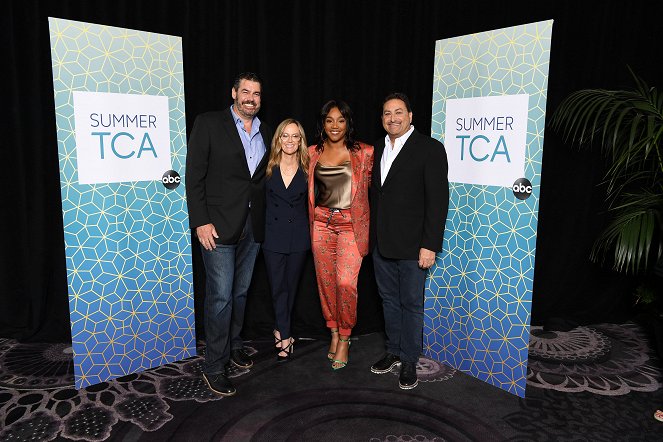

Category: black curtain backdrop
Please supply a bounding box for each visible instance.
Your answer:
[3,0,662,342]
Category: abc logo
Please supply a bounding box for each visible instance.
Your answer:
[162,170,181,189]
[512,178,532,200]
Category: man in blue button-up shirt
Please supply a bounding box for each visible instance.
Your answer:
[230,85,265,177]
[186,72,272,396]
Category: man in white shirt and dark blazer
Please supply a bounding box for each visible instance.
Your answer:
[369,92,449,389]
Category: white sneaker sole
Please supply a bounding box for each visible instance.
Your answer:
[399,379,419,390]
[370,361,401,374]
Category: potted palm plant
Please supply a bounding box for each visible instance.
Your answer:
[550,67,663,352]
[551,69,662,277]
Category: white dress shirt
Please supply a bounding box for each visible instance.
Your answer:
[380,125,415,185]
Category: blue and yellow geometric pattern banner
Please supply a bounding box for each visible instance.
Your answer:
[426,20,553,397]
[48,18,195,389]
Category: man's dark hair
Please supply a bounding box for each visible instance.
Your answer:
[233,72,263,90]
[382,92,412,112]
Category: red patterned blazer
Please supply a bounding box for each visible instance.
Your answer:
[307,142,374,257]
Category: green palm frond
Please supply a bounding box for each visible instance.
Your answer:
[551,68,663,187]
[551,68,663,274]
[591,191,663,274]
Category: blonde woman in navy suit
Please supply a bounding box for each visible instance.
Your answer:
[263,119,310,361]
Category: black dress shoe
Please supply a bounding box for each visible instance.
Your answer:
[371,353,401,374]
[398,361,419,390]
[231,348,253,368]
[202,372,236,396]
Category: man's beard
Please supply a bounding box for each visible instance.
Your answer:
[235,99,259,118]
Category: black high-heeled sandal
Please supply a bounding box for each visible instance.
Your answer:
[273,329,281,349]
[277,337,294,362]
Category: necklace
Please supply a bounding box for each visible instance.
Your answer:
[281,164,298,176]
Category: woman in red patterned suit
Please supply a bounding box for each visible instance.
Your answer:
[308,100,373,370]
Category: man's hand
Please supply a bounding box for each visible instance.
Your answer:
[418,247,436,269]
[196,223,219,251]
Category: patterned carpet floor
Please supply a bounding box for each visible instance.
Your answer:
[1,323,662,441]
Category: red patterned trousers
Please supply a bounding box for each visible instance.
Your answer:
[311,206,362,336]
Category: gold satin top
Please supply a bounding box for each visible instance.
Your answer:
[314,161,352,209]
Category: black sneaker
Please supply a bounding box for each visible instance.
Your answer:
[398,361,418,390]
[202,372,236,396]
[370,353,401,374]
[231,348,253,368]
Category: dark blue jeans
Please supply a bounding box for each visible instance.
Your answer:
[372,248,427,363]
[200,217,260,375]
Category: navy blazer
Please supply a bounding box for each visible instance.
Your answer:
[263,167,311,253]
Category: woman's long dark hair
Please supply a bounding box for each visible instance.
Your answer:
[315,99,360,152]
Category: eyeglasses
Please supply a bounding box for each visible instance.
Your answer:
[280,133,302,141]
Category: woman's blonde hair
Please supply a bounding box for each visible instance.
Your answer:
[266,118,309,178]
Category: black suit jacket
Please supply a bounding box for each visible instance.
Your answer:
[369,129,449,260]
[263,167,310,253]
[186,108,272,243]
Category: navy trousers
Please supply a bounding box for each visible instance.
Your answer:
[263,249,307,340]
[372,248,427,363]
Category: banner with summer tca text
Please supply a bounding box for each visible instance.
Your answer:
[48,18,195,388]
[427,20,553,397]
